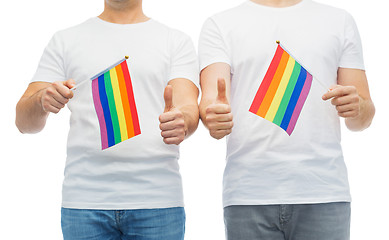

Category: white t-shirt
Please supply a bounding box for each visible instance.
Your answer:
[32,17,199,209]
[199,0,364,207]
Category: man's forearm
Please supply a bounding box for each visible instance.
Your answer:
[16,90,49,134]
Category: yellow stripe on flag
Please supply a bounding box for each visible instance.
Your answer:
[265,56,296,121]
[110,68,128,141]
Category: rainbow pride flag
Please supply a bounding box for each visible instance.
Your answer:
[249,43,313,135]
[92,57,141,149]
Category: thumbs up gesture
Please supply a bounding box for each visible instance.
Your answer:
[159,85,187,145]
[204,78,233,139]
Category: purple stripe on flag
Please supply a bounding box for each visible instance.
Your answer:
[286,73,313,135]
[92,78,108,149]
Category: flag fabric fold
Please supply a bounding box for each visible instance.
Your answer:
[92,58,141,149]
[249,43,313,135]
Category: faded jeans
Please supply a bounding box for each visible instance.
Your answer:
[224,202,350,240]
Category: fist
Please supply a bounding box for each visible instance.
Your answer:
[322,85,360,118]
[41,79,75,114]
[159,85,187,145]
[205,78,233,140]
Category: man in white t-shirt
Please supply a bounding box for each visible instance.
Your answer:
[199,0,375,239]
[15,0,199,239]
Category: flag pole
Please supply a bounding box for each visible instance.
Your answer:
[70,56,129,91]
[276,41,329,92]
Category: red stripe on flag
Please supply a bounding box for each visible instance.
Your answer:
[121,61,141,135]
[249,45,284,114]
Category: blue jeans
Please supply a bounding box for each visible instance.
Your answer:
[224,202,350,240]
[61,207,185,240]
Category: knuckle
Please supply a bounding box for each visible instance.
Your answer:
[177,119,185,127]
[158,115,164,123]
[208,123,216,130]
[175,111,184,118]
[178,129,185,136]
[46,88,55,96]
[52,82,61,88]
[205,106,214,114]
[348,86,357,92]
[205,115,214,124]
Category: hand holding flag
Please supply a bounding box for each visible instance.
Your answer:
[40,79,75,113]
[159,85,187,145]
[204,78,234,140]
[322,85,360,118]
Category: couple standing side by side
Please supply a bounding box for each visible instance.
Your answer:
[16,0,374,240]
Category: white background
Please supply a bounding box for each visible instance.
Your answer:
[0,0,388,239]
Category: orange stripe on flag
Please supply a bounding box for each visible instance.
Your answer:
[256,51,290,117]
[115,64,135,138]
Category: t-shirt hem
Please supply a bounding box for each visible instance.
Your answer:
[223,196,352,208]
[30,77,64,84]
[62,201,185,210]
[338,63,365,71]
[200,58,231,72]
[168,72,200,89]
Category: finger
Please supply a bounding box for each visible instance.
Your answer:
[54,81,74,99]
[215,113,233,122]
[338,110,359,118]
[41,97,62,113]
[163,136,183,145]
[210,129,232,140]
[206,112,233,124]
[43,105,61,114]
[331,94,359,107]
[52,92,70,105]
[208,121,234,131]
[160,118,185,131]
[322,86,341,100]
[159,111,183,124]
[161,128,185,138]
[164,85,173,112]
[206,104,231,115]
[216,78,228,104]
[63,79,76,89]
[336,103,358,113]
[322,85,356,101]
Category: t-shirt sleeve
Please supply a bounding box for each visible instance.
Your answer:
[339,12,365,70]
[168,30,199,89]
[31,33,66,83]
[198,17,231,72]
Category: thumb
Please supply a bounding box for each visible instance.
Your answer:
[63,79,76,89]
[164,85,173,112]
[61,79,75,99]
[216,78,228,104]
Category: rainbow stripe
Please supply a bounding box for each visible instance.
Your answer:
[92,58,141,149]
[249,44,312,135]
